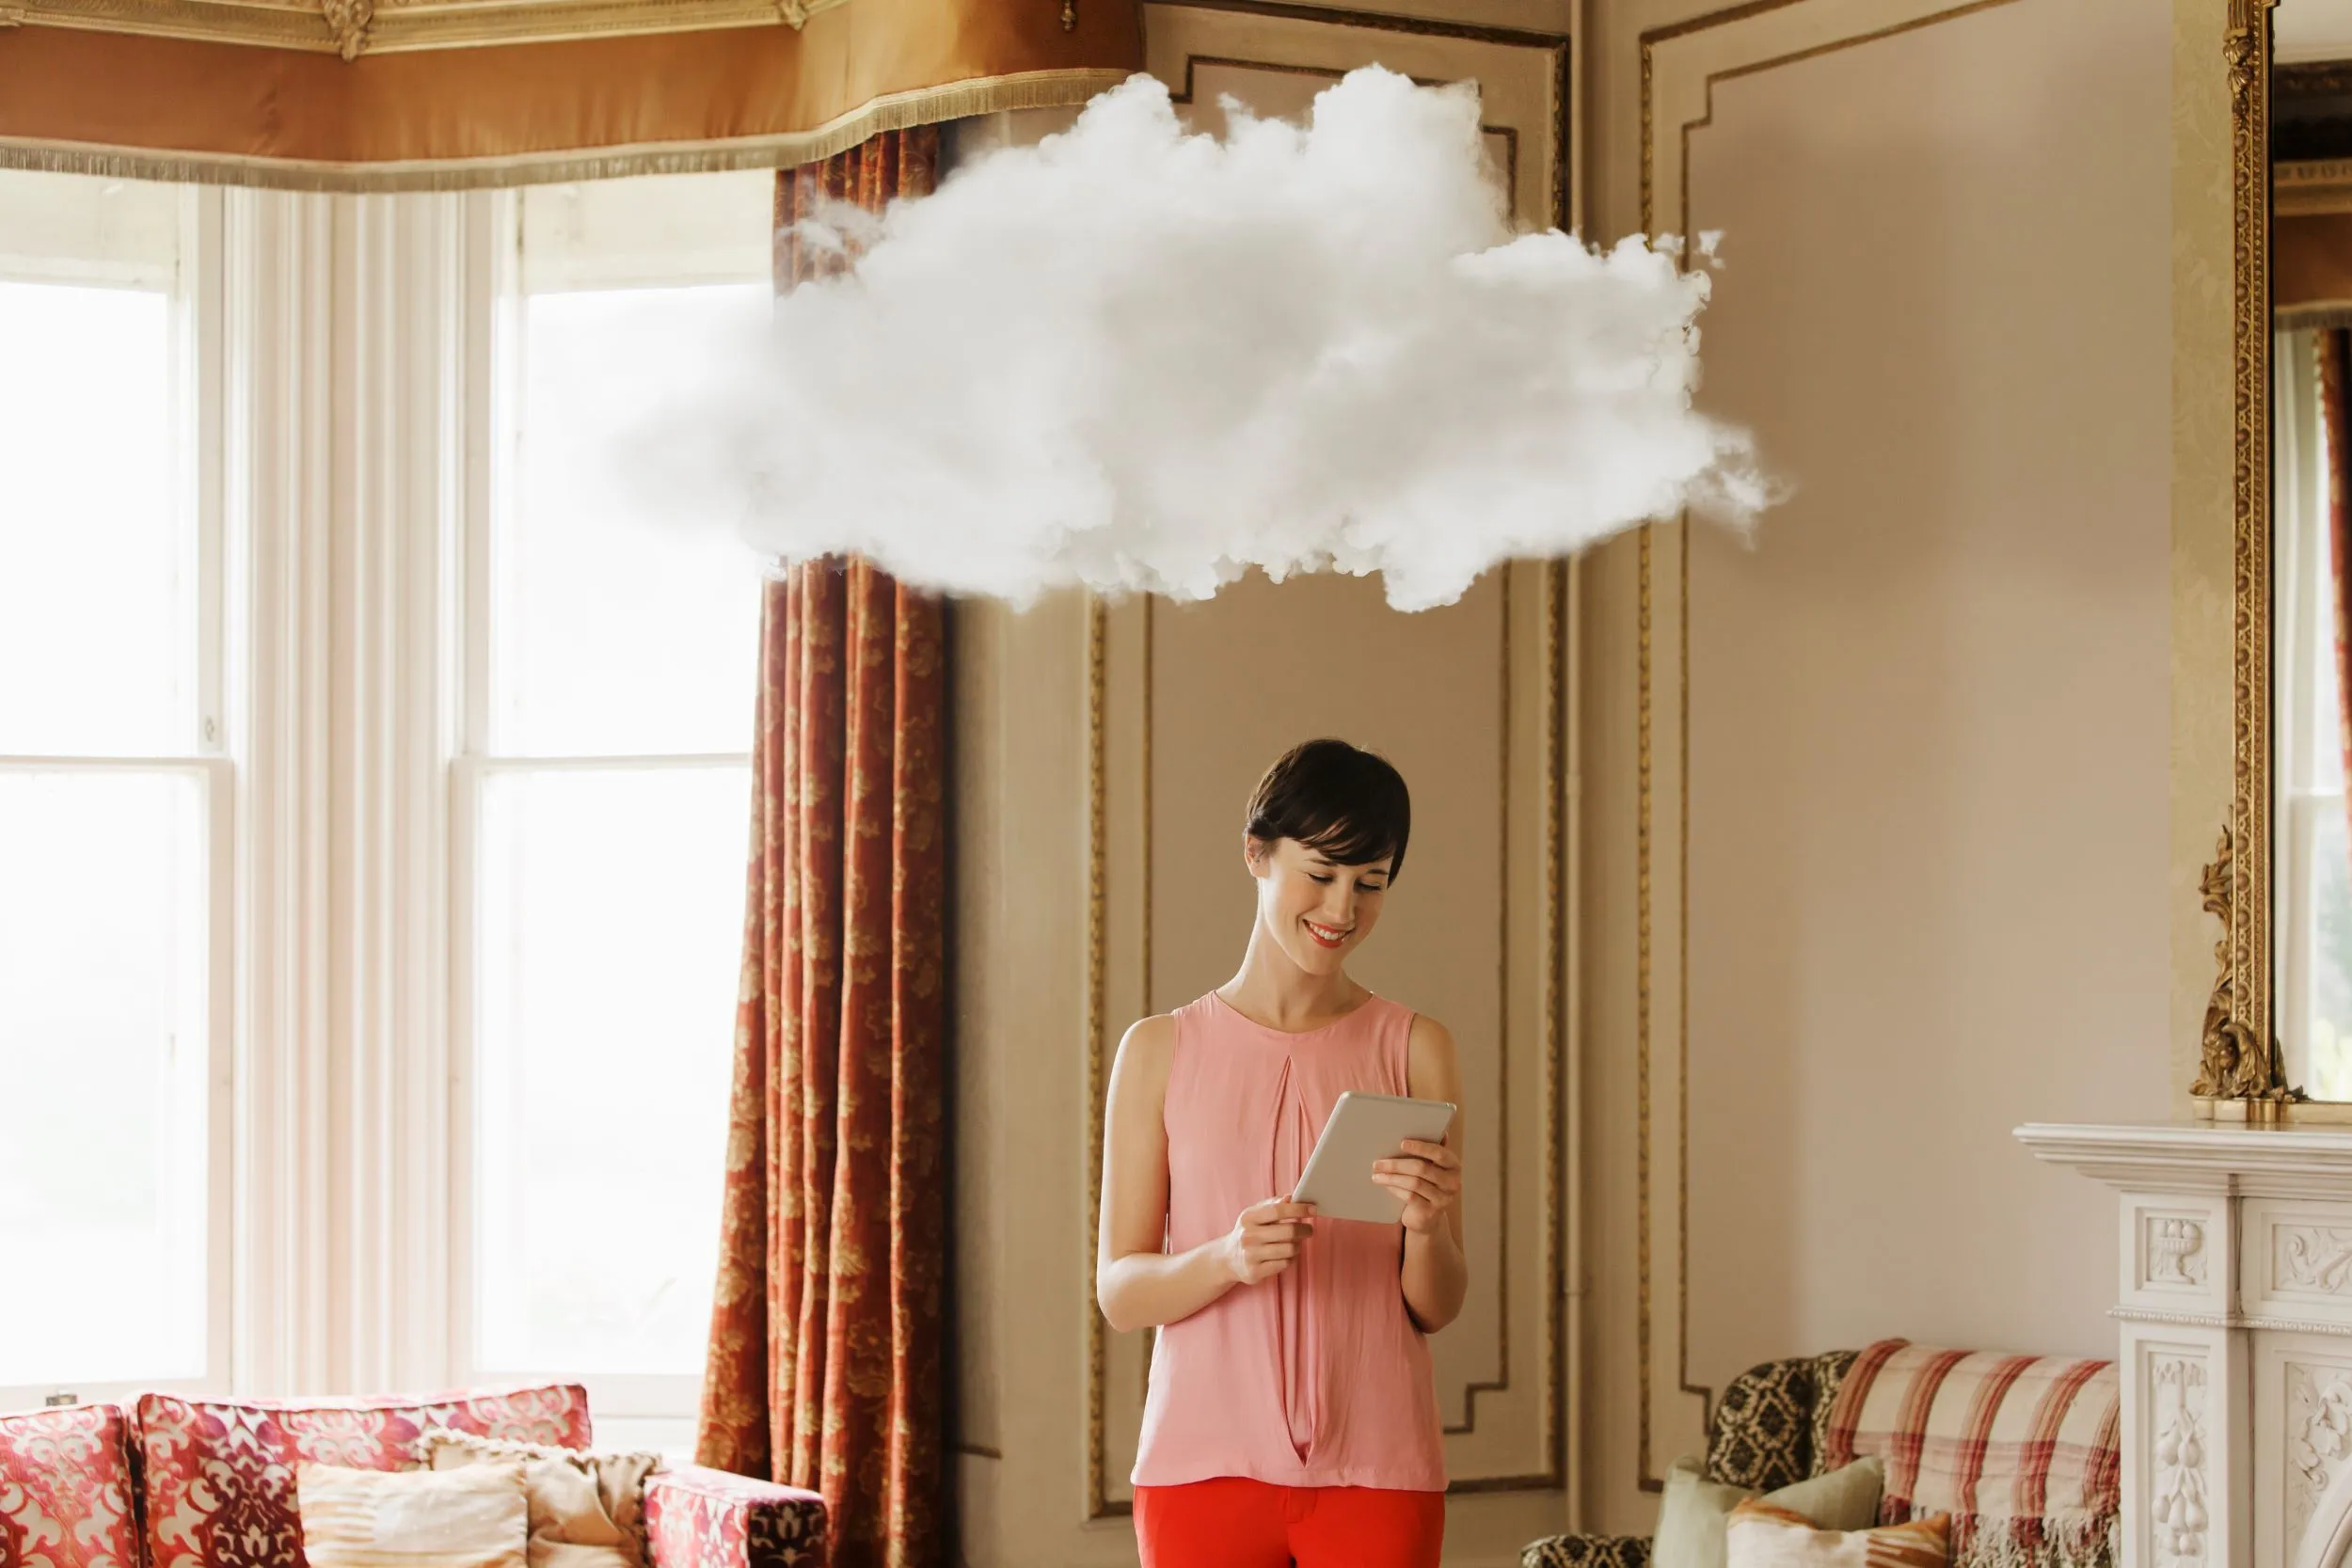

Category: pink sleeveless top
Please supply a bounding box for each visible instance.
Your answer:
[1131,990,1447,1492]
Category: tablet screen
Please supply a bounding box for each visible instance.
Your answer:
[1290,1090,1456,1225]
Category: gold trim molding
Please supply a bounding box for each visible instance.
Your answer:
[1082,594,1113,1519]
[2195,0,2299,1112]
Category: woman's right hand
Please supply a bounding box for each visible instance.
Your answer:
[1223,1198,1316,1285]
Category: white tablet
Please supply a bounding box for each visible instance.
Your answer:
[1290,1091,1458,1225]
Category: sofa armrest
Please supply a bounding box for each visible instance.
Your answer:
[1519,1533,1652,1568]
[644,1465,827,1568]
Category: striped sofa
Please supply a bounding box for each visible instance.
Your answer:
[1522,1340,2121,1568]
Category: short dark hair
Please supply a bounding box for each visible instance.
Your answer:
[1245,738,1412,880]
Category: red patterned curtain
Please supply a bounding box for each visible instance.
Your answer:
[696,128,948,1568]
[2323,330,2352,836]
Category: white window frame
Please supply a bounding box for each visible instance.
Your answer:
[0,182,235,1412]
[445,184,762,1437]
[1,172,764,1426]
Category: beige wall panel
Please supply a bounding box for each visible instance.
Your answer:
[1181,56,1523,216]
[1570,0,2186,1538]
[948,594,1139,1568]
[954,588,1570,1566]
[1148,568,1509,1453]
[954,6,1584,1558]
[1090,17,1581,1561]
[1095,563,1566,1560]
[1263,0,1574,35]
[958,578,1571,1568]
[951,608,1007,1467]
[2170,0,2233,1113]
[1575,531,1645,1533]
[1146,572,1504,1015]
[1140,1,1572,230]
[1681,0,2174,1386]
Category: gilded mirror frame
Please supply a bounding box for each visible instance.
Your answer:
[2203,0,2300,1111]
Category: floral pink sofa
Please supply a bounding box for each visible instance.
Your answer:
[0,1386,825,1568]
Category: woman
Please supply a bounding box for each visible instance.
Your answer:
[1096,737,1465,1568]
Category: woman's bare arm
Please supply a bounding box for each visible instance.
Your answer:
[1387,1013,1469,1333]
[1093,1015,1314,1334]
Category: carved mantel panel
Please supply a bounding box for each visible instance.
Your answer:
[2285,1359,2352,1549]
[2280,1229,2352,1296]
[2021,1123,2352,1568]
[2150,1217,2212,1289]
[2149,1351,2213,1568]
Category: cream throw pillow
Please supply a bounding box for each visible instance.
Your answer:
[421,1430,661,1568]
[1724,1498,1950,1567]
[296,1460,529,1568]
[1653,1455,1886,1568]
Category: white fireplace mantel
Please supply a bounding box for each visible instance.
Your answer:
[2018,1121,2352,1568]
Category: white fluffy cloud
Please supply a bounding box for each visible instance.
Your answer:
[642,66,1768,611]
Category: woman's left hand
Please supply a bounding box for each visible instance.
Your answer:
[1374,1139,1462,1237]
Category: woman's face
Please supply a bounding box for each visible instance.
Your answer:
[1247,835,1392,976]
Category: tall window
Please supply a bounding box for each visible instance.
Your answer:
[0,171,227,1403]
[460,173,770,1431]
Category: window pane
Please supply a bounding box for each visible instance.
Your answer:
[517,172,774,293]
[493,285,765,757]
[474,765,747,1375]
[2309,805,2352,1102]
[0,770,208,1384]
[0,280,186,755]
[2324,410,2348,798]
[0,169,182,290]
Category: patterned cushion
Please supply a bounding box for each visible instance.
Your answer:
[294,1462,531,1568]
[1708,1357,1825,1494]
[134,1386,591,1568]
[1524,1353,1861,1568]
[422,1430,661,1568]
[1724,1498,1949,1567]
[1519,1534,1652,1568]
[643,1467,825,1568]
[1805,1350,1858,1479]
[0,1403,139,1568]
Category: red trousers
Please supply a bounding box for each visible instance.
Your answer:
[1134,1478,1445,1568]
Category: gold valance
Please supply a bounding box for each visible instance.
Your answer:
[0,0,1140,190]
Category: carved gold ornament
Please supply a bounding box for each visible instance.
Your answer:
[2191,829,2299,1105]
[2190,828,2266,1097]
[319,0,369,58]
[2201,0,2302,1115]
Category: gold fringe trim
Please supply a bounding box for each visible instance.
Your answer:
[0,65,1134,191]
[2278,301,2352,331]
